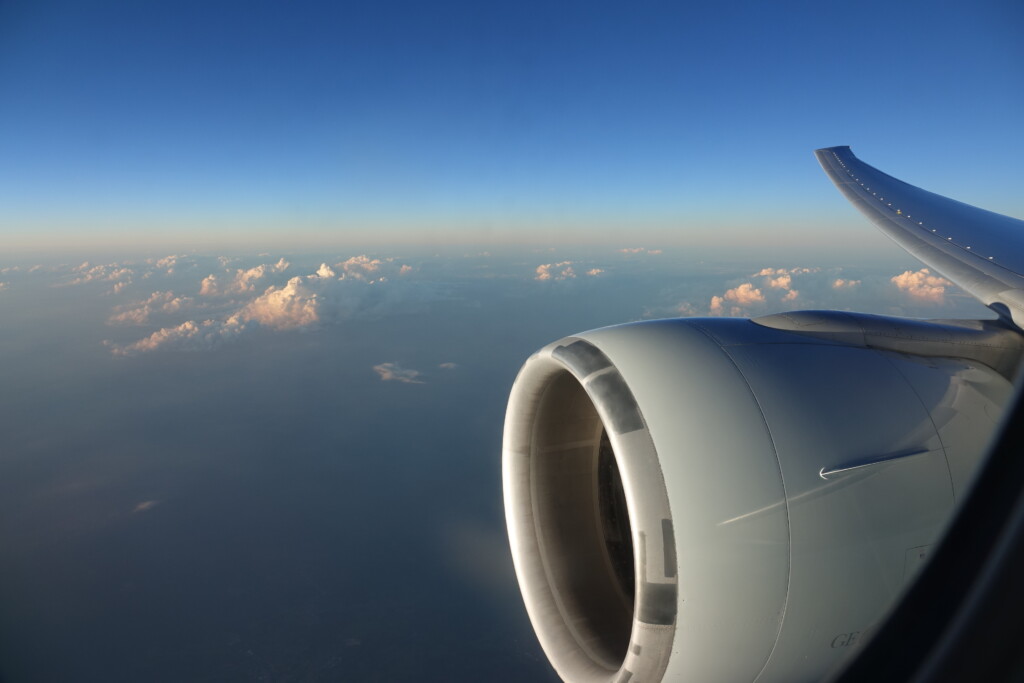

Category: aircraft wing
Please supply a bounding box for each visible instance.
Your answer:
[816,146,1024,325]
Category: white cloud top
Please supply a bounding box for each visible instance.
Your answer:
[314,263,336,279]
[338,255,382,279]
[239,277,320,329]
[891,268,951,302]
[535,261,575,281]
[712,282,770,317]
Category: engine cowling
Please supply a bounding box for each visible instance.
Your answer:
[503,315,1016,683]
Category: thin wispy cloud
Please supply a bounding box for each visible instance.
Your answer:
[373,362,424,384]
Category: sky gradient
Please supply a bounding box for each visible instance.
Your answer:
[1,0,1022,250]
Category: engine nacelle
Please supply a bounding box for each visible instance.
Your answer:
[503,316,1016,683]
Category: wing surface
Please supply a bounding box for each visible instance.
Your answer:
[816,146,1024,326]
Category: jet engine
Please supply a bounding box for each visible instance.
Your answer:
[503,313,1019,683]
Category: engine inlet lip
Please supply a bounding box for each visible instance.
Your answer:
[503,338,678,683]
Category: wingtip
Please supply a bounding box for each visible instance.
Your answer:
[815,145,853,154]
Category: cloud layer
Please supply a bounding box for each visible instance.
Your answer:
[104,255,416,355]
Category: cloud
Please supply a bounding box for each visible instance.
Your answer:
[107,261,409,355]
[586,268,604,276]
[109,291,195,325]
[647,249,663,255]
[619,247,644,254]
[535,261,575,281]
[109,318,245,356]
[67,262,134,289]
[313,263,336,279]
[232,265,272,292]
[239,276,320,330]
[676,301,699,316]
[153,255,183,274]
[721,283,764,305]
[132,500,160,514]
[338,255,382,280]
[439,362,457,370]
[832,278,861,289]
[709,283,766,316]
[783,289,799,301]
[768,274,792,290]
[891,268,951,302]
[373,362,424,384]
[400,265,414,275]
[199,274,220,296]
[754,267,820,277]
[0,282,8,291]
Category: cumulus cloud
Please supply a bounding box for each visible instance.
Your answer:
[439,362,457,370]
[535,261,576,281]
[338,255,382,280]
[313,263,336,279]
[238,276,320,329]
[199,274,220,296]
[768,274,792,290]
[373,362,424,384]
[153,255,183,274]
[109,291,195,325]
[107,260,411,355]
[586,268,604,276]
[783,289,799,301]
[720,283,764,305]
[647,249,663,255]
[68,262,134,289]
[709,283,766,316]
[833,278,861,289]
[109,318,245,356]
[891,268,951,302]
[232,265,272,292]
[400,265,414,275]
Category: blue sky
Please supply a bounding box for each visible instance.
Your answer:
[1,0,1021,250]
